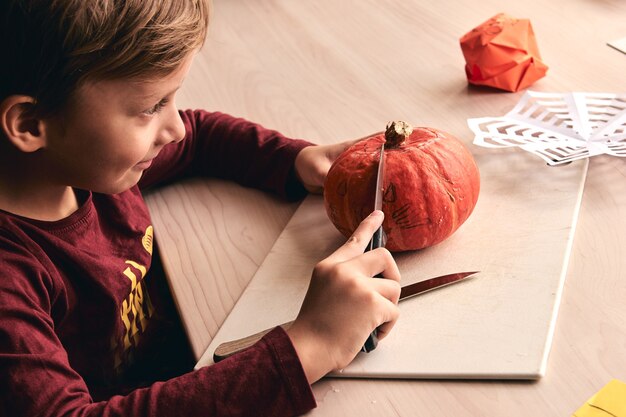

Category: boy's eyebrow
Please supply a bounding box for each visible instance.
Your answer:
[135,80,185,101]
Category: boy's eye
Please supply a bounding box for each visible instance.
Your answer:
[144,98,169,115]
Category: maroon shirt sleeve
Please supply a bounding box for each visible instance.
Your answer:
[139,109,313,201]
[90,328,316,416]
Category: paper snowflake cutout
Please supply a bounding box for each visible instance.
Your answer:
[468,91,626,165]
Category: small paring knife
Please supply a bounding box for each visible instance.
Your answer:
[212,271,479,363]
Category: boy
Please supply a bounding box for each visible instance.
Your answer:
[0,1,401,416]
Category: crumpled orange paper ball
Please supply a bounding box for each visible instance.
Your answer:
[460,13,548,92]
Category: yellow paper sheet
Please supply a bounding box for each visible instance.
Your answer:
[573,379,626,417]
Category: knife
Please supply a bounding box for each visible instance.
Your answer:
[365,143,387,252]
[212,271,479,362]
[361,143,387,352]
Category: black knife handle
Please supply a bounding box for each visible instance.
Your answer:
[361,225,387,353]
[361,328,379,353]
[365,226,386,252]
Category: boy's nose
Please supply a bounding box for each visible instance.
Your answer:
[158,109,186,145]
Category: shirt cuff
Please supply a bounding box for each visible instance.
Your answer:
[283,141,313,201]
[261,327,317,414]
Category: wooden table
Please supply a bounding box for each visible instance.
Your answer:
[144,0,626,415]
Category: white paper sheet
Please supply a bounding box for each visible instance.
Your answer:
[468,91,626,165]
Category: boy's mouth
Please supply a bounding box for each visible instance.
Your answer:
[135,158,154,170]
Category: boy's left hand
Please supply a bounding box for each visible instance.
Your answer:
[294,134,376,194]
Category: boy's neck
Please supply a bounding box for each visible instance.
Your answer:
[0,149,79,222]
[0,182,79,222]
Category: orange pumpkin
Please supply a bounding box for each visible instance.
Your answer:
[324,121,480,252]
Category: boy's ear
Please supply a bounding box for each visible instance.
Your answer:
[0,95,47,153]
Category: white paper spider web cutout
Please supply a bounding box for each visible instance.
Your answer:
[468,91,626,165]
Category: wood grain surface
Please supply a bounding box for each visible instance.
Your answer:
[144,0,626,415]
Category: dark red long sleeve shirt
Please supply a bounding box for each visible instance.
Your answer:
[0,110,316,417]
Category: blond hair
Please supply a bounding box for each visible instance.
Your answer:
[1,0,211,116]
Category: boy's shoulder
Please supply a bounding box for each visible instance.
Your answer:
[0,186,148,276]
[0,218,55,296]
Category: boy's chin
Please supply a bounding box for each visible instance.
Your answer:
[87,175,142,195]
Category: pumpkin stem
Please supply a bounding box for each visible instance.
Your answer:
[384,121,413,148]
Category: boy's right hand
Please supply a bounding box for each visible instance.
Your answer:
[286,210,401,384]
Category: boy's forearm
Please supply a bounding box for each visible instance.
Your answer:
[1,327,315,417]
[140,110,312,201]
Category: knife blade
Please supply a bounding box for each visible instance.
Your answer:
[212,271,478,362]
[362,143,387,352]
[365,143,387,251]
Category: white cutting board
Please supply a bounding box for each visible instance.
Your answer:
[196,148,587,379]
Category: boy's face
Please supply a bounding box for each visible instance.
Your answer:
[43,53,195,194]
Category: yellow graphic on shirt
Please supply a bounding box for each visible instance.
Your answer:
[110,248,155,375]
[120,260,154,351]
[142,226,153,255]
